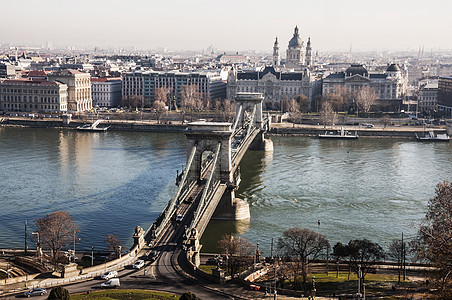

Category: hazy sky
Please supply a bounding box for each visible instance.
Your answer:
[2,0,451,52]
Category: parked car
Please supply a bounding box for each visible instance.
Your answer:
[101,278,120,288]
[101,270,118,280]
[24,288,47,297]
[133,259,145,269]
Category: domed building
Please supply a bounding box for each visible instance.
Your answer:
[322,63,408,111]
[272,26,312,69]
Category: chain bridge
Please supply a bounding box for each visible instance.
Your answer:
[136,93,272,266]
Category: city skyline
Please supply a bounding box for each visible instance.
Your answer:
[2,0,452,52]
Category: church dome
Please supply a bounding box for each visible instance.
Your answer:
[386,63,400,72]
[345,64,368,76]
[288,26,302,48]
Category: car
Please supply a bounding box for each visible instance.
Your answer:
[101,278,120,288]
[101,270,118,280]
[24,288,47,297]
[366,124,374,128]
[176,214,183,222]
[133,259,145,269]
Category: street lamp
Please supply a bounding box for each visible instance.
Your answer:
[91,246,94,266]
[118,245,122,258]
[32,232,42,264]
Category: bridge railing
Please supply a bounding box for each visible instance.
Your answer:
[146,145,197,241]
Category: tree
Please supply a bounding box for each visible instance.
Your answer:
[217,234,255,278]
[47,286,70,300]
[277,227,329,288]
[322,94,344,112]
[347,239,384,282]
[121,95,145,109]
[294,94,310,113]
[332,242,349,278]
[34,211,79,261]
[387,238,408,283]
[180,85,201,112]
[105,233,123,258]
[152,100,167,124]
[320,101,337,128]
[380,114,392,129]
[355,86,378,115]
[180,291,199,300]
[414,181,452,290]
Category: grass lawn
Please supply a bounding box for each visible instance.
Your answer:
[71,289,179,300]
[278,272,423,297]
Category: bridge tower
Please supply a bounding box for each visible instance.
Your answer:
[185,122,233,183]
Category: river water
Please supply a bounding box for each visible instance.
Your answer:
[1,127,451,255]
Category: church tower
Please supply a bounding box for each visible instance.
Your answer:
[273,37,280,67]
[305,37,312,66]
[286,26,305,68]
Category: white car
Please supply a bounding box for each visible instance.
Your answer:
[133,259,145,269]
[101,270,118,280]
[176,214,183,222]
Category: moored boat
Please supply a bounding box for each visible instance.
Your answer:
[319,127,358,139]
[415,131,450,142]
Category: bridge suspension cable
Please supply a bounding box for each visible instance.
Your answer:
[148,145,197,240]
[231,104,242,134]
[190,142,221,231]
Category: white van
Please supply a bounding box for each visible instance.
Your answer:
[101,278,120,288]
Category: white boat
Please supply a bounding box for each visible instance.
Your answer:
[416,131,450,142]
[77,120,110,132]
[319,127,358,139]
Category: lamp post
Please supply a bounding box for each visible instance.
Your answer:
[32,232,42,264]
[73,230,76,262]
[91,246,94,266]
[118,245,122,258]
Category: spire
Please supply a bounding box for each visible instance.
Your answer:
[294,26,299,36]
[274,36,278,46]
[307,37,311,46]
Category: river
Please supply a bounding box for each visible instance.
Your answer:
[1,127,451,255]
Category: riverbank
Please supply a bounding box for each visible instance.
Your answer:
[0,117,448,138]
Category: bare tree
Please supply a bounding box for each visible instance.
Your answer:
[34,211,79,261]
[121,95,145,110]
[105,233,123,258]
[152,100,167,124]
[387,239,408,283]
[380,114,392,129]
[413,181,452,291]
[347,239,384,282]
[180,84,201,112]
[320,101,337,128]
[277,227,329,288]
[322,94,344,112]
[294,94,310,113]
[154,87,168,104]
[218,234,255,278]
[356,86,378,116]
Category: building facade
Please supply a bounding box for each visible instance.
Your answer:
[91,78,122,108]
[0,78,68,113]
[122,70,226,106]
[282,26,312,69]
[322,64,408,111]
[418,82,438,113]
[438,76,452,117]
[227,66,312,109]
[47,69,92,112]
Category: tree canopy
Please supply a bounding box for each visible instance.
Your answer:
[414,181,452,288]
[34,211,79,261]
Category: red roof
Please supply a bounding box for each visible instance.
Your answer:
[91,77,121,82]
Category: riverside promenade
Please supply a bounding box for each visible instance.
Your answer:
[1,115,449,138]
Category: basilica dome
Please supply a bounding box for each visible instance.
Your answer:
[288,26,302,48]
